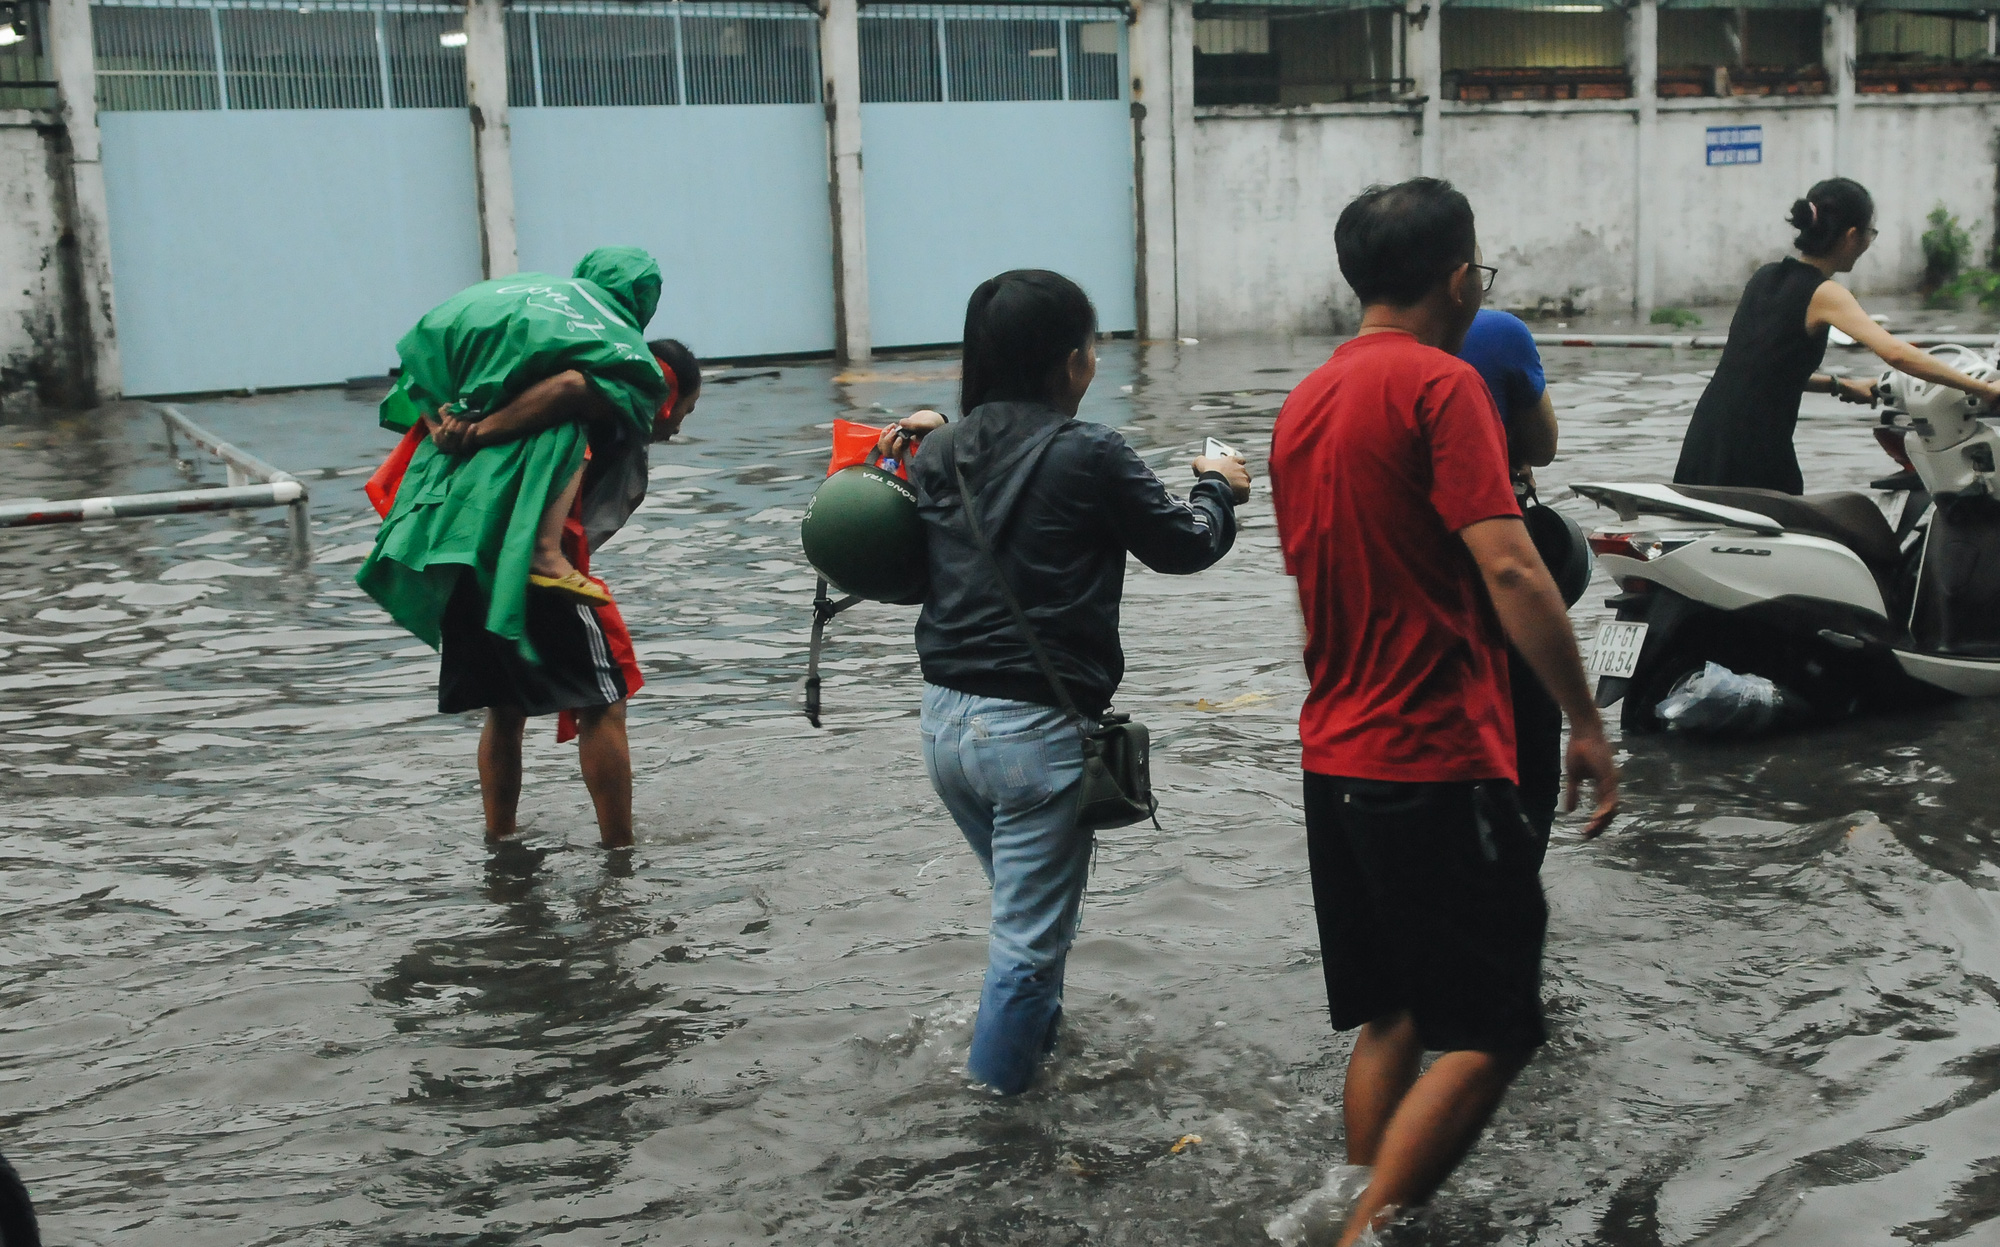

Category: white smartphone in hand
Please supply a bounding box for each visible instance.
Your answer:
[1204,437,1240,460]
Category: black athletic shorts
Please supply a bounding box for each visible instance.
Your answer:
[437,574,630,717]
[1304,772,1550,1054]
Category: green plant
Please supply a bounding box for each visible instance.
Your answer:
[1933,267,2000,311]
[1649,307,1702,329]
[1922,203,1973,291]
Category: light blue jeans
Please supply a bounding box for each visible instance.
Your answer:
[920,682,1090,1094]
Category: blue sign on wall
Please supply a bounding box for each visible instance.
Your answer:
[1706,125,1763,166]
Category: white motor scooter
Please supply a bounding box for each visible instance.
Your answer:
[1574,344,2000,731]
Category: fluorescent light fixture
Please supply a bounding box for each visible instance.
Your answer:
[439,28,467,47]
[1537,4,1605,10]
[0,24,21,47]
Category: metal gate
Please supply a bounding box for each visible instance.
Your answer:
[94,0,484,396]
[858,3,1134,348]
[505,1,835,360]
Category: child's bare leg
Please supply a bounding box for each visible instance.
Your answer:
[532,465,584,579]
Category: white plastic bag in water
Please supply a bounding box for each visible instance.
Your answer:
[1655,661,1800,736]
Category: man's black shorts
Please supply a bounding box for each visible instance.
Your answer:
[438,574,629,717]
[1304,772,1550,1054]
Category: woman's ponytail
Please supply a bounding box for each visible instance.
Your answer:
[1789,178,1875,257]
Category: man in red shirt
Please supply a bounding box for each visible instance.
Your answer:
[1269,178,1619,1246]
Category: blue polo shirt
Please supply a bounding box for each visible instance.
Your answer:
[1457,310,1545,427]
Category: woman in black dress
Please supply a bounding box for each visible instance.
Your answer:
[1675,178,2000,495]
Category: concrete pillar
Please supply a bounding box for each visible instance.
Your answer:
[1169,0,1197,338]
[820,0,870,364]
[1132,0,1177,340]
[464,0,517,279]
[1411,1,1443,178]
[47,0,121,404]
[1825,1,1856,175]
[1630,0,1658,316]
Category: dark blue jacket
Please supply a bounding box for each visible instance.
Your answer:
[910,400,1237,714]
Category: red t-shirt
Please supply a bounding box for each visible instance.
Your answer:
[1270,331,1522,782]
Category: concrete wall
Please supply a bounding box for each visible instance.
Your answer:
[1185,94,2000,331]
[1441,102,1639,314]
[1651,102,1835,306]
[1188,105,1418,335]
[0,111,83,412]
[1846,97,2000,299]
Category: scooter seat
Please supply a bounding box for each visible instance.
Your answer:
[1674,485,1901,573]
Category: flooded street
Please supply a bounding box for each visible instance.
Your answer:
[5,336,2000,1246]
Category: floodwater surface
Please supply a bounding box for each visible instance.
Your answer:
[5,337,2000,1246]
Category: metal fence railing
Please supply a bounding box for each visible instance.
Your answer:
[0,0,58,110]
[219,8,387,109]
[92,0,468,111]
[90,0,819,110]
[0,406,310,564]
[858,4,1124,103]
[382,7,465,105]
[504,2,819,107]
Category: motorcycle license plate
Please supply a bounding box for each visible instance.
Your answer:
[1586,621,1648,679]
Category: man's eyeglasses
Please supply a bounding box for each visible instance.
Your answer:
[1472,264,1499,294]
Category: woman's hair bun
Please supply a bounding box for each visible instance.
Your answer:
[1790,178,1873,257]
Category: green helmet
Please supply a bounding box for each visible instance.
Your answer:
[801,464,927,604]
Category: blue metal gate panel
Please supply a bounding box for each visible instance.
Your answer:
[510,106,834,359]
[860,100,1136,348]
[100,109,482,396]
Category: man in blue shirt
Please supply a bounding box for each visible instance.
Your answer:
[1458,309,1563,839]
[1458,308,1557,466]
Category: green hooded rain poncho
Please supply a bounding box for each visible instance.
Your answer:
[356,247,669,664]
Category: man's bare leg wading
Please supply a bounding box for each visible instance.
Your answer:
[1339,1013,1528,1245]
[479,700,633,848]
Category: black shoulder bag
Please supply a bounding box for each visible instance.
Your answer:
[952,455,1160,830]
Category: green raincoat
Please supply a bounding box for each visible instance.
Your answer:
[356,247,669,664]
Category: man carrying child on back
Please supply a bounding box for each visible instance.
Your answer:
[1268,179,1619,1245]
[357,248,701,849]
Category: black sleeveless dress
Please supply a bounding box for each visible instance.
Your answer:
[1673,257,1831,495]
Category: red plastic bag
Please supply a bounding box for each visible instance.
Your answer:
[365,423,426,518]
[555,506,642,745]
[828,419,907,479]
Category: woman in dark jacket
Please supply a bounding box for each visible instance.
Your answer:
[880,270,1251,1094]
[1675,177,2000,495]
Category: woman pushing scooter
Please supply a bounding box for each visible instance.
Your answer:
[1676,177,2000,495]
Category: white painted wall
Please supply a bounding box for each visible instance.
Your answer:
[1845,97,2000,299]
[1441,103,1638,313]
[1186,94,2000,332]
[1188,105,1418,334]
[1651,102,1836,307]
[0,111,74,411]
